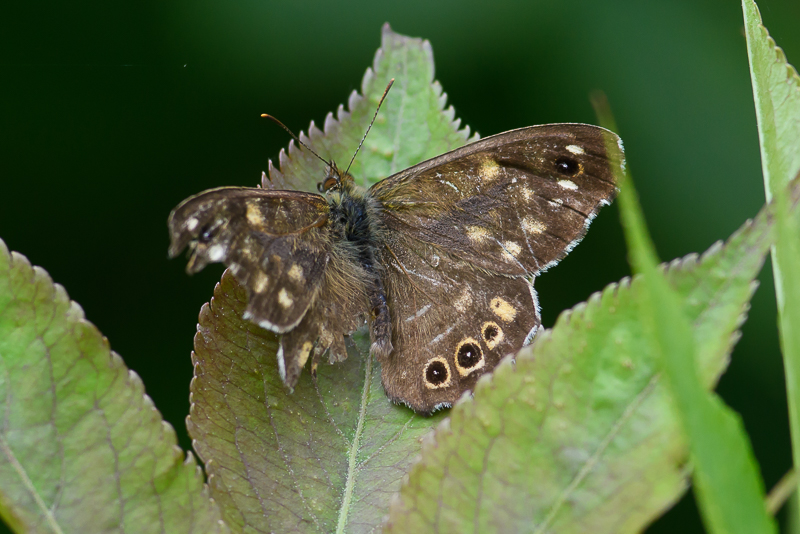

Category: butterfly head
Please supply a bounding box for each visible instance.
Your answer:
[168,189,239,274]
[317,162,355,195]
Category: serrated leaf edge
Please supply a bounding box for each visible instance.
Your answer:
[266,24,475,188]
[0,238,223,533]
[385,194,784,529]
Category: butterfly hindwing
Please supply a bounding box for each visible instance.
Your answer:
[371,124,622,276]
[378,234,540,413]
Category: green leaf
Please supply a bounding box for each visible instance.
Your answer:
[743,0,800,519]
[267,23,476,193]
[775,170,800,519]
[0,239,226,534]
[742,0,800,204]
[186,25,472,534]
[383,175,797,532]
[617,167,775,534]
[188,272,446,534]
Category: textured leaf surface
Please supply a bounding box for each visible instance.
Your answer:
[188,272,447,534]
[0,239,226,534]
[265,23,475,193]
[187,25,470,534]
[384,183,796,533]
[617,168,774,534]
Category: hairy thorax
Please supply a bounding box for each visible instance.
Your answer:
[326,183,393,358]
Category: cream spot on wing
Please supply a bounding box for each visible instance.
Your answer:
[502,241,522,259]
[278,288,294,308]
[454,288,473,313]
[253,271,269,293]
[405,304,432,322]
[440,180,460,192]
[288,264,304,283]
[276,344,286,381]
[558,179,579,190]
[548,198,564,207]
[522,218,546,235]
[207,244,225,261]
[566,144,585,155]
[246,202,264,228]
[297,341,314,368]
[490,296,517,322]
[467,226,490,242]
[481,159,501,180]
[521,186,535,201]
[186,217,199,231]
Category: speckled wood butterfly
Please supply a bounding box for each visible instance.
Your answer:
[168,89,624,414]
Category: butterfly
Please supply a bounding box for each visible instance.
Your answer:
[168,88,624,414]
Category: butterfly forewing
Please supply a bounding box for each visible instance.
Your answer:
[371,124,622,276]
[168,188,332,332]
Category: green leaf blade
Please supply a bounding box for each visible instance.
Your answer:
[744,0,800,520]
[775,170,800,519]
[188,272,447,534]
[0,239,226,534]
[619,173,775,534]
[384,180,792,533]
[267,24,475,193]
[742,0,800,204]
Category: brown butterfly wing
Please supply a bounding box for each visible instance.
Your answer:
[372,124,623,412]
[168,187,332,333]
[377,235,540,414]
[371,124,623,276]
[168,186,370,388]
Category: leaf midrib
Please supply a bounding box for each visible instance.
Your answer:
[0,436,65,534]
[336,351,373,534]
[533,373,662,533]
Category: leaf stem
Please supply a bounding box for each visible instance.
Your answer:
[766,469,798,516]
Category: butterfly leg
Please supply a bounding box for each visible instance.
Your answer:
[310,342,323,379]
[369,278,393,359]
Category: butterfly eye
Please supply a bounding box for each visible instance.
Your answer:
[319,176,339,193]
[554,156,579,176]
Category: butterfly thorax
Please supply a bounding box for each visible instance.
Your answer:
[324,172,393,359]
[326,187,378,263]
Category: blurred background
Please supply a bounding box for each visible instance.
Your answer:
[2,0,799,531]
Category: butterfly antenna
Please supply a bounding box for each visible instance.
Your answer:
[261,113,331,166]
[345,78,394,175]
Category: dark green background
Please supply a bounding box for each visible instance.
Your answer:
[2,1,799,531]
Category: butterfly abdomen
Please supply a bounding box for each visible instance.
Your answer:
[326,187,393,358]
